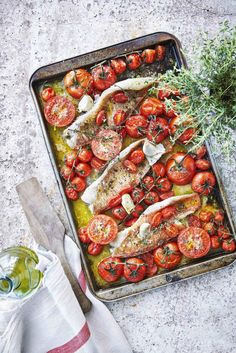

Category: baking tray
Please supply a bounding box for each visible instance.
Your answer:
[29,32,236,301]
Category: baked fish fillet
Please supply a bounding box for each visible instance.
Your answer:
[111,193,201,257]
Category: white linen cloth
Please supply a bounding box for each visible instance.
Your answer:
[0,236,132,353]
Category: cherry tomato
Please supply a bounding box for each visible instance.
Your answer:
[193,145,207,159]
[75,162,92,178]
[120,186,134,195]
[110,58,127,74]
[65,150,79,167]
[125,115,148,138]
[98,257,124,282]
[195,159,211,171]
[119,127,127,139]
[88,215,118,244]
[164,223,180,238]
[87,242,104,256]
[91,129,122,161]
[41,87,55,102]
[218,226,230,240]
[191,172,216,195]
[139,252,158,277]
[140,98,163,117]
[65,186,79,200]
[199,211,213,223]
[127,53,142,70]
[44,96,76,127]
[112,206,128,220]
[161,205,177,220]
[141,49,156,64]
[108,195,122,208]
[166,152,196,185]
[158,89,171,100]
[125,217,138,227]
[188,215,202,228]
[71,176,86,192]
[159,191,175,200]
[123,258,146,282]
[214,209,224,223]
[222,239,236,252]
[163,105,176,119]
[211,235,221,249]
[77,147,93,163]
[132,204,144,218]
[151,211,162,227]
[178,227,211,259]
[169,116,195,144]
[96,110,106,126]
[92,65,117,91]
[77,227,91,244]
[144,191,159,205]
[153,242,182,269]
[131,188,145,203]
[178,128,196,145]
[155,45,166,61]
[203,222,217,236]
[90,156,106,170]
[146,118,169,144]
[64,69,93,99]
[129,149,145,165]
[123,159,137,173]
[152,162,166,177]
[156,177,172,193]
[112,92,128,103]
[113,110,126,126]
[142,176,154,190]
[60,165,75,181]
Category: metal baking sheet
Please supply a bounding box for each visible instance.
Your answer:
[29,32,236,301]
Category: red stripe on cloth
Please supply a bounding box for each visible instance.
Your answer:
[78,271,87,293]
[47,322,90,353]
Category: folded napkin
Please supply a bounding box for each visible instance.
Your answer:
[0,236,132,353]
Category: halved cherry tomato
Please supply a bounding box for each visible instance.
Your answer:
[110,58,127,74]
[75,163,92,178]
[112,206,128,220]
[96,110,106,126]
[92,65,117,91]
[199,210,213,223]
[141,49,156,64]
[144,191,159,205]
[129,149,145,165]
[41,87,55,102]
[113,110,126,126]
[60,165,75,181]
[127,53,142,70]
[156,177,172,193]
[211,235,221,249]
[125,217,138,227]
[191,172,216,195]
[77,227,91,244]
[108,195,122,208]
[214,209,224,223]
[142,176,155,190]
[88,215,118,244]
[155,45,166,61]
[71,176,86,192]
[131,188,145,203]
[139,252,158,277]
[203,222,217,236]
[112,92,128,103]
[140,98,163,117]
[218,226,230,240]
[91,129,122,161]
[178,227,211,259]
[153,242,182,269]
[90,156,106,170]
[152,162,166,177]
[125,115,148,138]
[77,147,93,163]
[87,242,104,256]
[98,257,124,282]
[146,117,169,144]
[65,150,79,167]
[195,159,211,171]
[123,159,137,173]
[166,152,196,185]
[159,191,175,200]
[151,211,162,227]
[65,186,79,200]
[44,96,76,127]
[188,215,202,228]
[193,145,207,159]
[161,205,177,220]
[64,69,93,99]
[123,258,146,282]
[132,204,144,218]
[222,239,236,252]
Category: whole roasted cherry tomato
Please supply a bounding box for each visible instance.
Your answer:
[112,206,128,220]
[178,128,196,145]
[87,242,104,256]
[166,152,196,185]
[140,98,163,117]
[214,209,224,223]
[77,147,93,163]
[112,92,128,103]
[90,156,106,170]
[159,191,175,200]
[222,239,236,252]
[113,110,126,126]
[155,45,166,61]
[199,211,213,223]
[158,88,171,100]
[129,149,145,165]
[132,204,144,218]
[64,69,93,99]
[77,227,91,244]
[153,242,182,269]
[141,49,156,64]
[92,65,117,91]
[41,87,55,102]
[119,127,127,139]
[188,215,202,228]
[139,252,158,277]
[142,176,155,190]
[178,227,211,259]
[123,258,146,282]
[218,225,230,240]
[44,96,76,127]
[127,53,142,70]
[65,150,79,167]
[144,191,159,205]
[169,116,195,144]
[152,162,166,177]
[131,188,145,203]
[203,222,217,236]
[125,217,138,227]
[146,117,169,144]
[151,211,162,227]
[96,110,106,126]
[156,177,172,193]
[211,235,221,249]
[88,215,118,244]
[110,58,127,74]
[98,257,124,282]
[75,163,92,178]
[123,159,137,173]
[193,145,207,159]
[60,165,75,181]
[65,186,79,201]
[71,176,86,192]
[195,159,211,171]
[161,205,177,220]
[125,115,148,138]
[191,172,216,195]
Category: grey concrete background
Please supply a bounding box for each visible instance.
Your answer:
[1,0,236,352]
